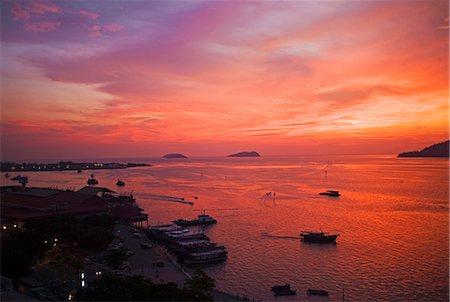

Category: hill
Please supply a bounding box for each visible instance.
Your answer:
[227,151,260,157]
[397,141,449,157]
[162,153,187,159]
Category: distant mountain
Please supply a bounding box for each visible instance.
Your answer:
[227,151,260,157]
[398,140,449,157]
[162,153,187,159]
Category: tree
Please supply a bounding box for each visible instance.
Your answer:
[76,273,198,301]
[184,270,216,300]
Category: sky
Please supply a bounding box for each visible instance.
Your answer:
[1,0,449,160]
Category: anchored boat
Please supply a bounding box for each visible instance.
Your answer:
[319,190,340,197]
[271,284,296,296]
[300,231,339,243]
[173,213,217,226]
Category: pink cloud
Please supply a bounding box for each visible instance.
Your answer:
[103,23,124,33]
[28,0,60,14]
[77,9,98,20]
[11,2,30,20]
[87,23,125,38]
[25,20,61,32]
[88,25,102,37]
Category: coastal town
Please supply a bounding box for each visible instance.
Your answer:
[0,181,241,301]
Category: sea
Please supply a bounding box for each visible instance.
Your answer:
[2,155,449,301]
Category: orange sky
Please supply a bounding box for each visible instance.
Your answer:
[1,1,448,160]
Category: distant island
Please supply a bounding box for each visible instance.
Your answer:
[227,151,260,157]
[398,140,449,157]
[0,161,150,172]
[162,153,187,159]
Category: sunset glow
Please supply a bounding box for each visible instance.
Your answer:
[1,0,448,160]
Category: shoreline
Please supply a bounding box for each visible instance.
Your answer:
[114,224,242,301]
[1,161,150,172]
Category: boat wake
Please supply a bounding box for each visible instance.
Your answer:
[261,232,299,240]
[144,194,194,205]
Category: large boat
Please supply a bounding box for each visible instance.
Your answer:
[173,213,217,226]
[183,248,228,265]
[319,190,340,197]
[300,231,339,243]
[271,284,296,296]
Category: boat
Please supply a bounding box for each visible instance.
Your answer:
[116,179,125,187]
[10,175,22,180]
[5,173,10,178]
[77,169,82,173]
[271,284,296,296]
[307,289,329,296]
[300,231,339,243]
[319,190,340,197]
[87,176,98,185]
[183,248,228,265]
[173,213,217,226]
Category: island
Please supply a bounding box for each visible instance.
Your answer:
[0,161,150,172]
[162,153,187,159]
[397,140,449,157]
[227,151,260,157]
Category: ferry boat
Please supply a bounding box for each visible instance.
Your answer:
[271,284,296,296]
[300,231,339,243]
[319,190,340,197]
[183,248,228,265]
[307,289,329,296]
[173,213,217,226]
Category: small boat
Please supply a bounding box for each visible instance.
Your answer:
[87,176,98,185]
[173,213,217,226]
[307,289,329,296]
[10,175,22,180]
[319,190,340,197]
[5,173,10,178]
[77,169,82,173]
[300,231,339,244]
[271,284,296,296]
[116,179,125,187]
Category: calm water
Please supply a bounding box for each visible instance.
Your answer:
[3,155,449,301]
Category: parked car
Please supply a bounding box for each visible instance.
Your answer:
[152,260,164,267]
[141,243,153,249]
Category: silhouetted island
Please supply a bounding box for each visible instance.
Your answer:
[162,153,187,158]
[398,140,449,157]
[0,161,150,172]
[227,151,260,157]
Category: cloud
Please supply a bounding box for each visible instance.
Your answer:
[28,0,60,14]
[88,23,125,37]
[24,20,61,32]
[11,1,30,20]
[77,9,98,20]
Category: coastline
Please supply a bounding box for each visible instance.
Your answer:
[114,224,241,301]
[0,161,150,172]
